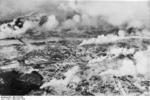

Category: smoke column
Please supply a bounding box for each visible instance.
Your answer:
[0,0,150,30]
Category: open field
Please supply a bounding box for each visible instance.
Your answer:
[0,29,150,95]
[0,0,150,96]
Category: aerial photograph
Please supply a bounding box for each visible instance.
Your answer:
[0,0,150,96]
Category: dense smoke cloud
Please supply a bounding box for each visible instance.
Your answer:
[70,0,150,29]
[0,0,150,30]
[0,0,66,20]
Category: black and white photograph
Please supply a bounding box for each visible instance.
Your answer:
[0,0,150,96]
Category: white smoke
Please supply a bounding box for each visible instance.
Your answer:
[134,47,150,78]
[0,0,65,20]
[42,15,59,31]
[68,0,150,29]
[0,0,150,30]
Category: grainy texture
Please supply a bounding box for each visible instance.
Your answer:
[0,1,150,96]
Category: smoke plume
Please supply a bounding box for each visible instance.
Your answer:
[0,0,150,30]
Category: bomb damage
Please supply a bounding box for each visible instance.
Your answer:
[0,0,150,96]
